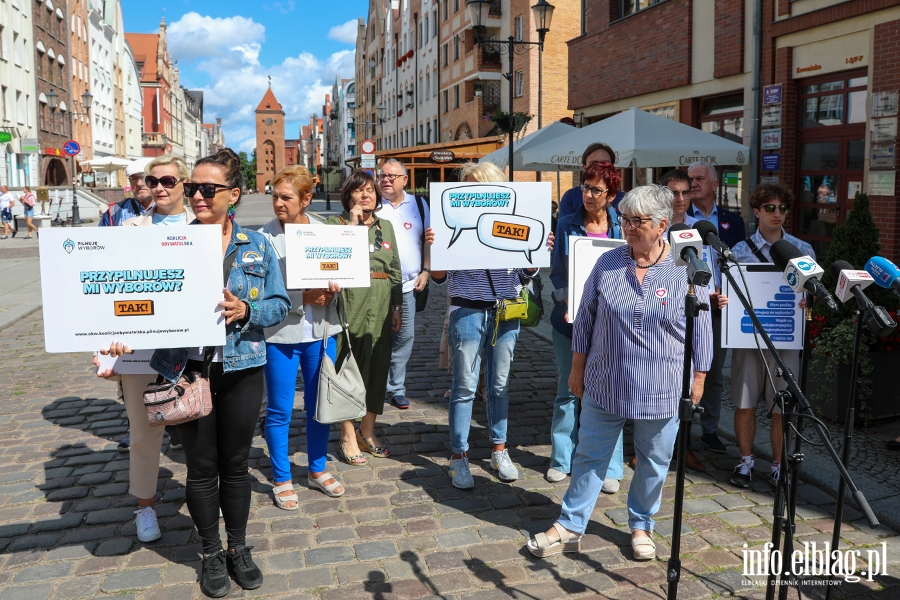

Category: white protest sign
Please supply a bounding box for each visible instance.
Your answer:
[39,226,226,353]
[96,350,155,375]
[430,182,552,270]
[283,224,371,288]
[567,237,627,321]
[722,263,804,350]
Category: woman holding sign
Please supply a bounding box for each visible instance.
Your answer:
[92,154,195,547]
[547,161,625,491]
[325,170,403,463]
[260,165,346,505]
[150,148,290,598]
[431,161,538,490]
[527,185,712,561]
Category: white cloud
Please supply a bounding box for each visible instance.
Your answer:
[327,20,358,45]
[165,13,354,153]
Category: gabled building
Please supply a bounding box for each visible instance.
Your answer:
[126,17,175,157]
[255,85,285,191]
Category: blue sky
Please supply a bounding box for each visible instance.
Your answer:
[122,1,366,152]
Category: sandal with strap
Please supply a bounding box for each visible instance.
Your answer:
[272,482,299,511]
[527,522,582,557]
[308,472,345,498]
[356,430,390,458]
[632,533,656,561]
[338,441,367,466]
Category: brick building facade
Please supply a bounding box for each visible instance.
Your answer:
[126,19,175,158]
[34,0,73,185]
[67,0,93,168]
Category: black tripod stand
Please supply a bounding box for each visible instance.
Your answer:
[715,258,880,600]
[667,284,708,600]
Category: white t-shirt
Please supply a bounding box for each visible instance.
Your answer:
[0,192,14,210]
[379,193,430,293]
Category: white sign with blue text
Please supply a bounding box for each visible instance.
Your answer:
[722,264,804,350]
[284,224,371,289]
[430,182,552,270]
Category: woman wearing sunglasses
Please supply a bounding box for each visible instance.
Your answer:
[324,170,402,464]
[260,165,346,506]
[92,155,194,548]
[150,149,290,598]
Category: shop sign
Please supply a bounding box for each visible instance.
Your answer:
[430,150,455,163]
[762,154,780,171]
[44,147,64,156]
[360,157,376,169]
[871,145,895,169]
[762,106,782,127]
[0,132,12,143]
[872,117,898,144]
[21,138,39,153]
[761,129,782,150]
[763,85,782,106]
[761,176,779,185]
[868,170,896,196]
[872,91,899,118]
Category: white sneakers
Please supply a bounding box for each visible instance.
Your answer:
[134,506,161,542]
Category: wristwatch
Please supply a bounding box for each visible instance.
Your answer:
[392,305,402,311]
[421,268,431,274]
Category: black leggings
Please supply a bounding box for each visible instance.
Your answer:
[177,361,263,554]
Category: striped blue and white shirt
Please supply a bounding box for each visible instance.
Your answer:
[572,245,714,420]
[446,269,531,302]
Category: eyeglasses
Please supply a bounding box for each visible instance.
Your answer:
[184,182,234,199]
[379,173,406,182]
[580,183,609,197]
[373,223,384,251]
[760,203,789,214]
[671,190,691,198]
[145,175,185,189]
[618,216,654,229]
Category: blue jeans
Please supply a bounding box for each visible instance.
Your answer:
[558,394,678,533]
[551,329,623,479]
[263,338,337,480]
[448,307,519,454]
[386,290,416,398]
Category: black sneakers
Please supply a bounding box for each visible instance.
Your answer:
[730,461,754,488]
[200,550,230,598]
[227,545,263,590]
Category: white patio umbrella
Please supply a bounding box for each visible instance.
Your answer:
[80,156,133,173]
[480,120,577,171]
[519,107,751,172]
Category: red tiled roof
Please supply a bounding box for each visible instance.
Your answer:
[257,88,283,112]
[125,33,159,83]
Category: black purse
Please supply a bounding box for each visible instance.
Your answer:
[413,195,430,313]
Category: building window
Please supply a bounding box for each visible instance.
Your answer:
[621,0,666,18]
[454,85,460,109]
[443,0,448,21]
[454,0,459,12]
[443,89,449,113]
[0,87,7,123]
[515,16,523,41]
[423,15,429,43]
[442,44,448,67]
[418,22,423,48]
[514,70,524,97]
[425,72,431,100]
[581,0,587,35]
[698,94,743,212]
[433,10,438,37]
[453,35,460,61]
[36,51,44,79]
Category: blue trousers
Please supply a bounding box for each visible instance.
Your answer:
[263,338,336,480]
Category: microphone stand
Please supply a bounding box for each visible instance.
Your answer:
[714,257,879,600]
[667,283,707,600]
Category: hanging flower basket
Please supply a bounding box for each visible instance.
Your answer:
[396,59,402,67]
[487,111,533,134]
[406,50,414,59]
[397,109,403,117]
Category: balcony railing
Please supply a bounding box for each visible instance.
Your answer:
[142,132,167,147]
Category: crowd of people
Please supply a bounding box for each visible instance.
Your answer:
[86,142,809,598]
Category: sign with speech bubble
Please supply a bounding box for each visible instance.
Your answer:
[431,182,552,270]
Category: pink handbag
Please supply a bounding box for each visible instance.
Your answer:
[142,370,212,427]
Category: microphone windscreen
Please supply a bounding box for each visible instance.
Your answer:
[770,239,803,271]
[830,260,854,283]
[693,220,718,243]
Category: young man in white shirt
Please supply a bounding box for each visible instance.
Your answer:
[0,185,16,239]
[377,159,431,409]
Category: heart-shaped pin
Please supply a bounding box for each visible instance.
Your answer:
[404,222,412,230]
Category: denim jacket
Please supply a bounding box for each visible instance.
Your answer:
[549,204,622,338]
[150,220,291,381]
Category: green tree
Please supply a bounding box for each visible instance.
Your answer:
[239,150,257,190]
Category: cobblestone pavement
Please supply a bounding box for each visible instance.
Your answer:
[2,291,900,600]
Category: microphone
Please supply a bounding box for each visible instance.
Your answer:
[693,220,737,264]
[833,260,898,337]
[770,240,839,312]
[865,256,900,297]
[668,224,712,287]
[831,260,874,309]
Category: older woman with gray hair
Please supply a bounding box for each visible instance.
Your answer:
[527,185,713,562]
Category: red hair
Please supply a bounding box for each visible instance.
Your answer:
[583,161,621,197]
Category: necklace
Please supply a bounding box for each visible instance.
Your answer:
[631,240,666,269]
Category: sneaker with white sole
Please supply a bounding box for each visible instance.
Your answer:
[491,449,519,482]
[601,478,620,494]
[546,467,567,483]
[730,460,754,488]
[448,456,474,489]
[134,506,161,542]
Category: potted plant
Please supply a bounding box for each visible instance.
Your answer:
[485,111,534,139]
[808,192,900,424]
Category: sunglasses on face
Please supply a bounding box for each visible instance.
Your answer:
[184,182,234,199]
[145,175,185,189]
[580,183,609,197]
[760,204,789,214]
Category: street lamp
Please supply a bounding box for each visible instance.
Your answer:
[466,0,553,182]
[46,89,92,226]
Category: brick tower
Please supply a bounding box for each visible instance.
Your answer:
[255,81,285,192]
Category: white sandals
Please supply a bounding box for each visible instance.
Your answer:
[272,482,299,511]
[632,533,656,560]
[527,522,582,557]
[308,472,345,498]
